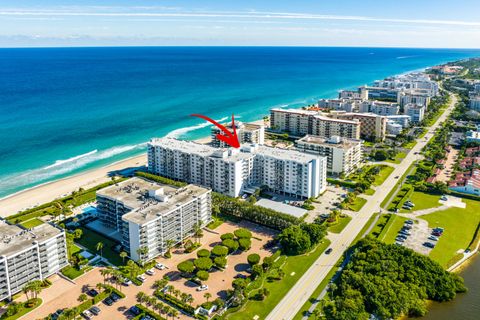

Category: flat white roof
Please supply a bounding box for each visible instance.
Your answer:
[255,198,307,218]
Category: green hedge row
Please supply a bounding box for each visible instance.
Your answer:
[135,171,188,187]
[154,291,195,315]
[134,304,167,320]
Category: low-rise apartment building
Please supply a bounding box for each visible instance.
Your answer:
[148,137,327,199]
[97,177,212,262]
[399,90,431,108]
[404,104,426,123]
[211,121,265,147]
[358,100,399,116]
[0,223,68,301]
[317,99,359,112]
[329,112,387,141]
[270,108,361,139]
[295,135,362,176]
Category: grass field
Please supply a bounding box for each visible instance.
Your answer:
[75,227,123,266]
[420,199,480,267]
[364,188,375,195]
[386,152,406,164]
[400,191,442,213]
[347,197,367,212]
[226,240,331,320]
[372,165,394,186]
[0,298,42,320]
[20,218,44,229]
[328,215,352,234]
[61,265,85,280]
[378,214,408,244]
[368,214,391,238]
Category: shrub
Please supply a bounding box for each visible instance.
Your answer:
[194,257,213,271]
[177,260,195,274]
[222,239,239,253]
[197,249,211,258]
[214,256,227,269]
[211,245,228,257]
[220,233,234,241]
[232,278,247,290]
[197,270,209,281]
[234,228,252,239]
[238,238,251,251]
[247,253,260,265]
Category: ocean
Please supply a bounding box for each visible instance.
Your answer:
[1,46,479,198]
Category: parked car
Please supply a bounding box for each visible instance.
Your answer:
[325,248,333,254]
[403,224,412,230]
[110,293,120,302]
[89,306,101,316]
[197,284,209,291]
[145,268,155,276]
[405,220,414,225]
[395,237,405,242]
[399,230,411,236]
[103,297,114,306]
[434,227,444,232]
[129,306,141,316]
[155,263,166,270]
[424,242,435,248]
[428,236,439,241]
[137,274,146,282]
[440,195,448,201]
[395,241,403,246]
[123,278,132,286]
[82,310,93,319]
[86,289,99,297]
[432,231,442,237]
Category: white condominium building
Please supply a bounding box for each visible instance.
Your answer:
[96,177,212,262]
[358,100,399,116]
[211,121,265,148]
[295,135,363,176]
[270,108,361,140]
[317,99,359,113]
[399,90,431,108]
[148,137,327,199]
[0,222,68,301]
[404,104,426,123]
[330,112,387,142]
[386,115,411,128]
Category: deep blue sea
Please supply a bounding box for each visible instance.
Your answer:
[1,46,479,198]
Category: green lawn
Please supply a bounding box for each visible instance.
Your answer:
[328,215,352,234]
[207,216,224,229]
[402,140,417,149]
[372,165,394,186]
[386,152,407,164]
[20,218,44,229]
[399,191,442,213]
[61,265,85,279]
[75,228,123,266]
[380,162,416,209]
[226,240,331,320]
[364,188,375,195]
[368,214,392,238]
[0,298,42,320]
[347,197,367,212]
[378,214,408,244]
[420,199,480,267]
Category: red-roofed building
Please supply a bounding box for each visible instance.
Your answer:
[449,169,480,196]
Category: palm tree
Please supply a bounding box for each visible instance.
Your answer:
[120,251,128,264]
[204,292,212,302]
[96,283,103,292]
[186,294,194,306]
[311,308,321,320]
[173,289,181,299]
[193,222,203,244]
[136,291,146,305]
[180,292,188,304]
[171,309,179,319]
[22,285,30,301]
[78,293,87,302]
[100,268,109,285]
[165,239,175,258]
[163,306,171,318]
[96,242,104,258]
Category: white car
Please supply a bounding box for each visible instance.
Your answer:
[82,310,93,319]
[155,263,166,270]
[123,278,132,286]
[196,284,208,291]
[146,268,155,276]
[137,274,146,282]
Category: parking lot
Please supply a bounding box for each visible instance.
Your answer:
[393,218,444,256]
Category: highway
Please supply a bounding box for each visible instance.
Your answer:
[266,93,458,320]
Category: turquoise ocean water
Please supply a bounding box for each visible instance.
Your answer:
[1,46,479,198]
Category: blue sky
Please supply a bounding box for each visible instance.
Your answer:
[1,0,479,47]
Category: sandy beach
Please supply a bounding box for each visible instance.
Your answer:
[0,136,213,218]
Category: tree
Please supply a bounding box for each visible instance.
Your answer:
[301,223,327,245]
[78,293,87,302]
[220,233,234,241]
[204,292,212,302]
[73,228,83,239]
[278,225,311,255]
[197,249,210,258]
[193,221,204,244]
[214,256,227,269]
[120,251,128,264]
[251,264,263,278]
[136,246,149,266]
[197,270,209,281]
[177,260,195,275]
[222,238,239,254]
[154,278,169,290]
[232,278,247,291]
[247,253,260,266]
[165,239,175,258]
[238,238,251,251]
[136,291,146,305]
[171,309,179,319]
[211,245,228,257]
[194,257,213,271]
[96,242,104,258]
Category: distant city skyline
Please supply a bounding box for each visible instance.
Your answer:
[0,0,480,47]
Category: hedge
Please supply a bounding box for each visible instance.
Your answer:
[211,245,228,257]
[135,171,188,187]
[135,304,167,320]
[155,291,195,315]
[326,178,358,188]
[234,228,252,239]
[197,249,211,258]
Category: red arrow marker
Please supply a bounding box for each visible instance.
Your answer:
[190,113,240,148]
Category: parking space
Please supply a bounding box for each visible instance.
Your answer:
[394,218,444,256]
[305,187,347,222]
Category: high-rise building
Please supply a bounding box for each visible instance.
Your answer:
[96,177,212,262]
[295,135,363,176]
[358,100,399,116]
[148,137,327,199]
[211,121,264,147]
[270,108,361,140]
[0,222,68,301]
[329,112,387,141]
[404,104,426,123]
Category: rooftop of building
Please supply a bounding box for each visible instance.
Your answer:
[0,222,63,258]
[333,112,387,119]
[97,177,211,225]
[211,121,264,132]
[296,135,362,149]
[251,144,322,163]
[270,108,318,116]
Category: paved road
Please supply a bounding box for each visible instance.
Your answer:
[266,93,458,320]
